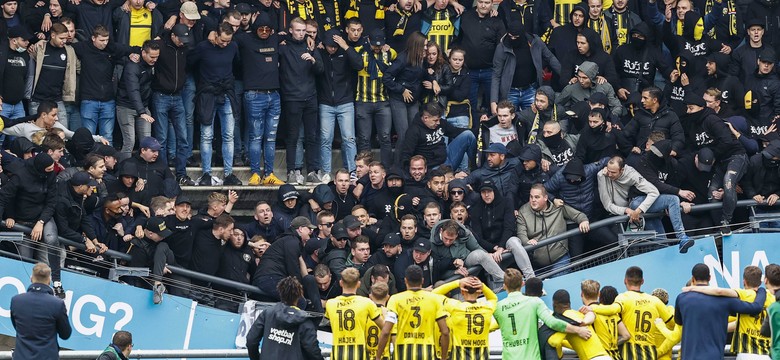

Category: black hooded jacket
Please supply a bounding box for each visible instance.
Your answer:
[705,52,744,112]
[560,28,620,90]
[0,155,57,223]
[618,104,686,154]
[664,11,721,74]
[517,144,558,207]
[665,49,706,115]
[744,65,780,127]
[628,139,683,195]
[574,112,618,164]
[743,142,780,198]
[272,184,304,231]
[246,302,324,360]
[682,107,745,159]
[299,184,336,223]
[613,22,672,93]
[548,5,588,65]
[469,181,517,251]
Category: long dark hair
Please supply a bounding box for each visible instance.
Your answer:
[406,32,427,67]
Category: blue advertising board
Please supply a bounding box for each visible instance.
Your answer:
[0,257,240,351]
[720,233,780,289]
[539,236,724,308]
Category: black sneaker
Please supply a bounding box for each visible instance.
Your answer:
[52,281,66,299]
[199,173,213,186]
[720,221,732,237]
[186,156,200,167]
[224,174,243,186]
[233,157,246,167]
[178,175,195,186]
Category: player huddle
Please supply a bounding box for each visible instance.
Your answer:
[324,263,780,360]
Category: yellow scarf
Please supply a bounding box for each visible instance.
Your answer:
[314,0,340,30]
[588,16,613,53]
[345,0,385,20]
[528,106,557,144]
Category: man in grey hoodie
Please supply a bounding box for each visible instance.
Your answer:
[597,156,693,252]
[556,61,622,119]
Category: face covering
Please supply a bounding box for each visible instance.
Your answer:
[15,46,26,53]
[507,35,527,49]
[566,177,582,185]
[631,37,645,49]
[542,132,564,149]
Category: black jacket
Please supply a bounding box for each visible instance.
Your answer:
[317,46,363,106]
[628,140,684,196]
[253,230,304,280]
[278,36,324,101]
[744,68,780,126]
[55,182,97,242]
[682,107,745,159]
[118,154,177,198]
[0,158,57,223]
[393,249,450,291]
[560,28,620,90]
[613,22,672,93]
[10,284,72,360]
[234,31,281,91]
[383,53,426,102]
[469,181,516,250]
[116,58,154,115]
[73,40,135,101]
[215,240,254,292]
[455,9,506,70]
[618,105,685,154]
[705,53,744,112]
[399,113,469,168]
[743,151,780,198]
[62,0,124,35]
[151,35,187,94]
[245,302,324,360]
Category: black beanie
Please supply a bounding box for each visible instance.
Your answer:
[33,153,54,173]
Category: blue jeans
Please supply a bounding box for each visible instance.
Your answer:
[64,102,81,130]
[548,253,571,277]
[233,80,245,156]
[445,115,470,171]
[468,68,492,113]
[630,194,688,240]
[244,90,281,176]
[507,85,537,111]
[320,102,357,173]
[445,130,476,169]
[200,96,235,176]
[152,92,188,177]
[81,100,115,145]
[1,101,26,119]
[181,75,196,151]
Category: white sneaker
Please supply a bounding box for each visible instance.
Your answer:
[295,170,305,185]
[287,170,299,185]
[320,171,332,184]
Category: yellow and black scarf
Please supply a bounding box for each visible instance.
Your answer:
[345,0,385,20]
[587,16,613,53]
[528,105,557,144]
[392,7,413,36]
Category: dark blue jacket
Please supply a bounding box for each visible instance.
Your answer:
[10,283,72,360]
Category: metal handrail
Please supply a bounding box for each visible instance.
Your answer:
[3,221,132,262]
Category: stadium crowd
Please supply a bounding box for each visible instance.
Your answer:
[1,0,780,342]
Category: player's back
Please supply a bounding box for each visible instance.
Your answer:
[732,288,775,356]
[325,295,382,360]
[589,304,622,359]
[615,290,672,360]
[549,309,608,360]
[444,298,496,360]
[387,289,447,360]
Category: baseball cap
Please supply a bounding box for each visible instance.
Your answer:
[483,143,508,155]
[7,26,32,41]
[145,217,173,239]
[172,23,194,45]
[369,29,385,47]
[323,29,340,48]
[697,147,715,172]
[93,144,118,158]
[382,233,401,246]
[291,216,317,230]
[343,215,361,230]
[139,136,162,151]
[331,222,349,240]
[478,180,495,192]
[413,240,431,253]
[304,237,324,255]
[180,1,201,20]
[235,2,253,14]
[759,48,777,64]
[175,195,192,205]
[386,167,404,181]
[281,189,299,202]
[70,172,98,187]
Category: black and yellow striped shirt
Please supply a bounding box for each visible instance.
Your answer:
[593,291,674,360]
[325,295,383,360]
[732,288,775,355]
[355,46,396,103]
[424,7,459,52]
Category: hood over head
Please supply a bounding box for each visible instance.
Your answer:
[518,144,543,163]
[448,178,468,193]
[682,10,705,41]
[578,28,604,55]
[578,61,599,80]
[563,158,586,177]
[10,137,37,158]
[569,4,587,28]
[629,21,652,41]
[312,184,336,205]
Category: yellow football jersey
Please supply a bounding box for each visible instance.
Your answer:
[325,294,383,360]
[386,289,449,360]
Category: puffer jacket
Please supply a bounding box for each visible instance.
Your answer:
[464,157,522,202]
[516,200,588,266]
[544,157,609,218]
